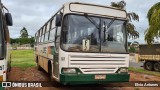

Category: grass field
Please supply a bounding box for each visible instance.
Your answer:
[11,50,36,69]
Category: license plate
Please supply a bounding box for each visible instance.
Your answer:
[95,75,106,80]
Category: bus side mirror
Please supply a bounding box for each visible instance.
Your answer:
[55,14,62,26]
[5,13,13,26]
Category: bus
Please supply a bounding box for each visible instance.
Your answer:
[35,2,130,84]
[0,0,13,83]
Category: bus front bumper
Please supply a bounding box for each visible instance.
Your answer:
[60,73,130,84]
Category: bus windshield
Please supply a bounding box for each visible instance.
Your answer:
[61,15,127,53]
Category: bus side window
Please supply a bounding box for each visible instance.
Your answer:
[35,35,37,45]
[44,32,49,42]
[51,18,55,29]
[49,28,56,41]
[41,34,44,43]
[39,36,41,43]
[55,27,61,52]
[56,27,61,39]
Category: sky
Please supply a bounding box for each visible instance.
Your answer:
[2,0,160,44]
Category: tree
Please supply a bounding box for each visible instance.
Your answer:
[110,0,139,39]
[129,46,136,53]
[20,27,28,38]
[145,2,160,45]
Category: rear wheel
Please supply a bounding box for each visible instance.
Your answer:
[144,61,153,71]
[153,62,160,72]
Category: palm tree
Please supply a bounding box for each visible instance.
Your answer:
[145,2,160,45]
[110,0,139,39]
[20,27,28,38]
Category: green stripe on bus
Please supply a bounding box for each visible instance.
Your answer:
[50,46,55,55]
[60,73,130,85]
[0,83,4,90]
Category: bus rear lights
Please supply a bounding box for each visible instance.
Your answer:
[62,68,76,74]
[118,68,128,73]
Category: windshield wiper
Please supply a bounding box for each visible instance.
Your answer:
[84,14,102,51]
[84,13,100,30]
[103,18,116,42]
[107,18,116,30]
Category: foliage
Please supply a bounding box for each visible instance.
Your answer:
[111,0,126,9]
[128,42,132,46]
[145,2,160,45]
[10,37,35,47]
[11,27,34,47]
[129,46,136,53]
[110,0,139,39]
[20,27,29,38]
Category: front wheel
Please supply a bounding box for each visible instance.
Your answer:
[153,62,160,72]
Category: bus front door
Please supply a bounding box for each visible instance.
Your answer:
[53,28,60,79]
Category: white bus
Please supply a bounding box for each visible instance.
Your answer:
[0,0,13,83]
[35,2,130,84]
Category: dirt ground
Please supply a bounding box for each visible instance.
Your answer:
[6,67,160,90]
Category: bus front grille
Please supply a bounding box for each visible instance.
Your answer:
[69,55,128,74]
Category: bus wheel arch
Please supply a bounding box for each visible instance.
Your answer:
[37,56,42,70]
[36,56,38,63]
[48,60,54,81]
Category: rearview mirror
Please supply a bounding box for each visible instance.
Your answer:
[55,14,62,26]
[5,13,13,26]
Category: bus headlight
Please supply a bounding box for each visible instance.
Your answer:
[118,68,128,73]
[62,68,76,74]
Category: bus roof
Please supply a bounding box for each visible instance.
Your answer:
[64,2,127,19]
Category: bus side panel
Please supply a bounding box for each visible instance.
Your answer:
[38,56,44,69]
[43,58,49,72]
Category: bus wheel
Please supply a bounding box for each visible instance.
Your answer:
[144,61,153,71]
[153,62,160,72]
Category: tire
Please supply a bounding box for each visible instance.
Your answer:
[48,64,62,87]
[153,62,160,72]
[144,61,153,71]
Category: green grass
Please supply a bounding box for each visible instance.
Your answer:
[11,50,36,69]
[129,67,160,77]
